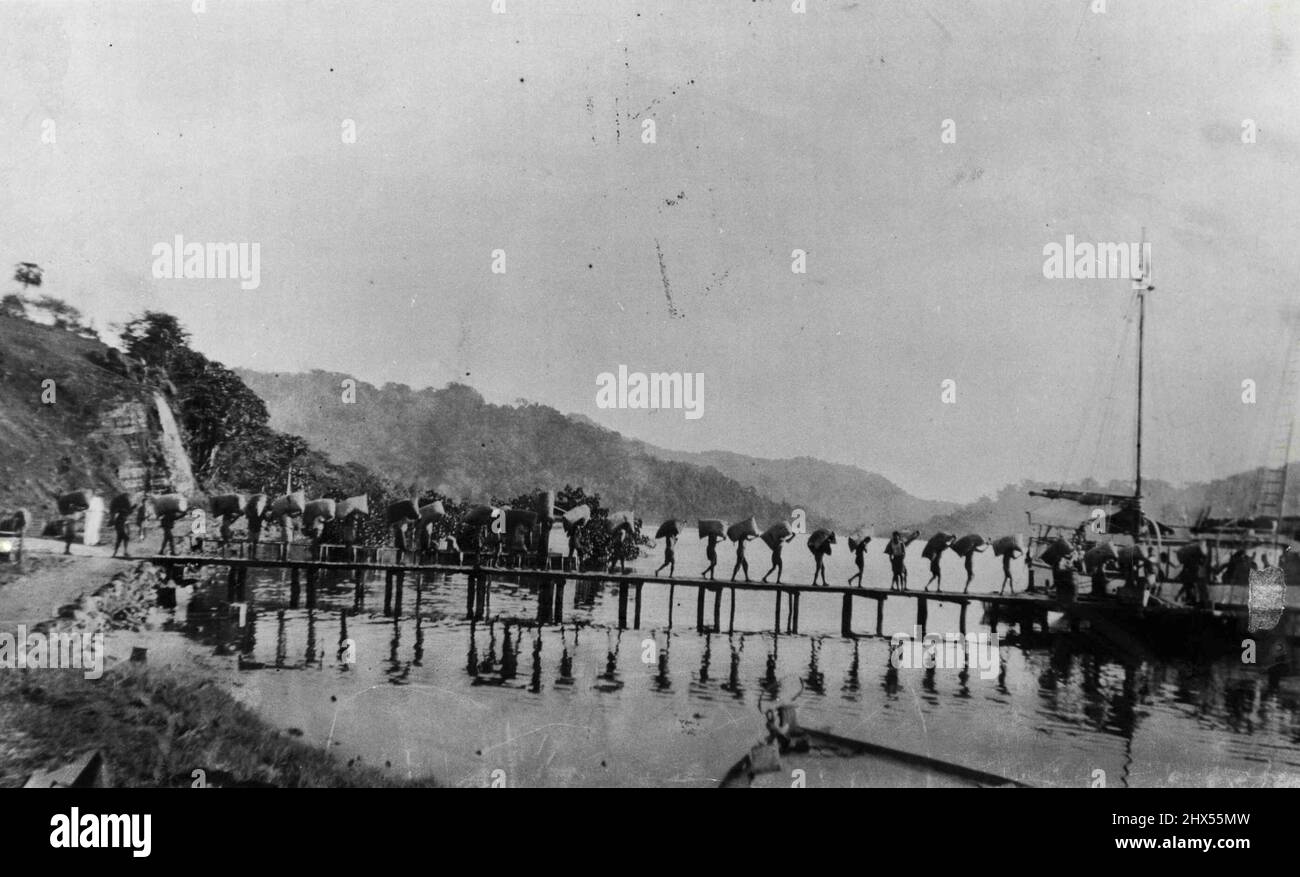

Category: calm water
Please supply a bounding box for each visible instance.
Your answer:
[176,529,1300,787]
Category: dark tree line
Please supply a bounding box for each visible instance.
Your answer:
[118,310,625,549]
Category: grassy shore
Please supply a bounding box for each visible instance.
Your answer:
[0,662,437,787]
[0,554,437,788]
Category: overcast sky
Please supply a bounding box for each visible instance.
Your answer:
[3,0,1298,502]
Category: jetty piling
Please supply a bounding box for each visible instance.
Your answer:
[136,554,1284,642]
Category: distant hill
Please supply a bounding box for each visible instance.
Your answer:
[236,369,800,525]
[632,446,958,531]
[0,313,196,524]
[908,471,1300,539]
[236,367,1299,539]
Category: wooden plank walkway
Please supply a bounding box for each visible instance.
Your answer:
[141,552,1278,640]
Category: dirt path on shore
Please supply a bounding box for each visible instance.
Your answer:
[0,541,136,628]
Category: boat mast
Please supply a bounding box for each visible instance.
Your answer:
[1133,229,1152,542]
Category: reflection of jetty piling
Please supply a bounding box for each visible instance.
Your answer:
[139,552,1276,641]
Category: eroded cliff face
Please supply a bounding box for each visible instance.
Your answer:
[86,394,196,498]
[0,316,199,525]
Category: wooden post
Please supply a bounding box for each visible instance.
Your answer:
[875,597,885,636]
[553,581,565,623]
[959,601,968,635]
[306,566,317,610]
[634,581,643,629]
[393,570,404,617]
[989,603,999,634]
[916,596,928,633]
[384,570,393,615]
[474,574,488,620]
[774,590,782,634]
[537,581,552,624]
[841,593,853,637]
[792,592,800,634]
[713,587,721,631]
[668,584,675,629]
[729,587,736,633]
[697,586,707,632]
[465,571,476,617]
[290,566,301,609]
[227,566,237,602]
[616,581,628,629]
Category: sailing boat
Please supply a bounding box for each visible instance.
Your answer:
[1022,232,1298,644]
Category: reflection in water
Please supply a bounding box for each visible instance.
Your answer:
[842,640,861,700]
[481,619,497,675]
[466,620,478,677]
[275,610,287,670]
[305,610,318,669]
[595,630,622,692]
[556,624,575,686]
[882,650,900,697]
[174,568,1300,787]
[239,602,256,658]
[761,635,781,701]
[805,637,825,695]
[720,634,744,699]
[956,661,971,699]
[386,613,404,682]
[388,613,412,684]
[500,622,518,682]
[530,627,543,693]
[696,633,712,688]
[413,586,424,667]
[654,632,672,691]
[337,610,351,670]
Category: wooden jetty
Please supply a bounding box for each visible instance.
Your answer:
[139,552,1283,642]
